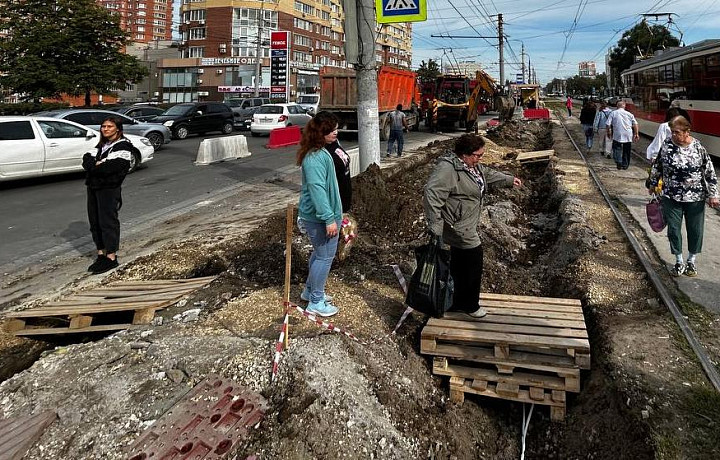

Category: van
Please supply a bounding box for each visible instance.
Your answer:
[296,94,320,115]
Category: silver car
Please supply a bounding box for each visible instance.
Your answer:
[34,109,172,152]
[250,103,312,136]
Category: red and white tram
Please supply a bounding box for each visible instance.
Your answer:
[621,39,720,158]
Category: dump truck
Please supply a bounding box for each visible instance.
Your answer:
[422,70,515,131]
[318,66,421,140]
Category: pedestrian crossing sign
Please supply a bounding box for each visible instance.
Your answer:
[376,0,427,23]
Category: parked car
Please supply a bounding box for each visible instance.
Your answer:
[0,116,153,182]
[250,103,313,136]
[150,102,234,139]
[296,94,320,115]
[237,106,261,131]
[109,104,166,121]
[34,109,171,152]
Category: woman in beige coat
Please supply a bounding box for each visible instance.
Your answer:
[423,134,522,317]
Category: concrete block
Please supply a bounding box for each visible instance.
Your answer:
[195,135,251,165]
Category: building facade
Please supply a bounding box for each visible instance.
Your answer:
[578,61,596,77]
[98,0,174,44]
[157,0,413,103]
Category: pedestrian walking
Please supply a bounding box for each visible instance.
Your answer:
[82,116,136,274]
[296,113,344,317]
[386,104,409,157]
[579,100,597,150]
[646,107,691,162]
[565,96,573,117]
[593,102,612,158]
[606,100,639,169]
[423,134,522,318]
[646,115,719,276]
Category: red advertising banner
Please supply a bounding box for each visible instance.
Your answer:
[270,31,289,101]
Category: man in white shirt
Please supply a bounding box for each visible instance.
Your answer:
[606,100,639,169]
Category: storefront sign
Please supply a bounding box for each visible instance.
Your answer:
[218,86,271,93]
[201,57,258,66]
[270,31,289,101]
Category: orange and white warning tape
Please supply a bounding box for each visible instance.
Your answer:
[271,312,289,382]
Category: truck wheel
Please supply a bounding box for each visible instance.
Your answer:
[380,121,390,141]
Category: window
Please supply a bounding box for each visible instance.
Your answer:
[294,18,313,31]
[294,1,314,15]
[0,121,34,140]
[185,9,206,21]
[294,34,312,47]
[187,46,205,58]
[320,11,330,21]
[320,26,331,36]
[190,27,206,39]
[37,120,89,139]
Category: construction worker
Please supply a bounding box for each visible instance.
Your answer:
[387,104,409,157]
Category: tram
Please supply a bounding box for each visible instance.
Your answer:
[621,39,720,157]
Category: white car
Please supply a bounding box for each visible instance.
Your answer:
[250,103,313,136]
[0,116,153,182]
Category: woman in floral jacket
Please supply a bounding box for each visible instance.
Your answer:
[647,116,719,277]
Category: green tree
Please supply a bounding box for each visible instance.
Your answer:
[417,59,441,84]
[0,0,148,105]
[608,20,680,86]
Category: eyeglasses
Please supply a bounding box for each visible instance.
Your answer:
[468,153,483,158]
[671,130,689,135]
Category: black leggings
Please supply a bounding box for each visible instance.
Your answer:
[87,187,122,253]
[449,244,483,312]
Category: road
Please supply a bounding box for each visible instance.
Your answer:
[0,131,358,269]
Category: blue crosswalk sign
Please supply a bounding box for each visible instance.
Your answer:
[376,0,426,23]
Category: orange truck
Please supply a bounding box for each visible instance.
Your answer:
[319,66,421,140]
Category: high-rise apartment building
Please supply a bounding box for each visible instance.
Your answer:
[578,61,596,77]
[154,0,412,103]
[98,0,174,44]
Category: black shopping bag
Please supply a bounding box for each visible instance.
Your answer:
[405,239,454,318]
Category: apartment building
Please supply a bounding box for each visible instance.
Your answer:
[98,0,174,44]
[159,0,413,103]
[578,61,596,77]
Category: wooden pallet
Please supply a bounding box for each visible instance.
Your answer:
[448,376,567,421]
[4,277,216,336]
[516,149,555,164]
[421,292,590,369]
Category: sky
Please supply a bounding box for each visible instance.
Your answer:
[410,0,720,86]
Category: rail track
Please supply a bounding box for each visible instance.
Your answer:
[556,113,720,393]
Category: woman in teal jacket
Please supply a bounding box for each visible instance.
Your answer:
[297,112,343,317]
[424,134,522,317]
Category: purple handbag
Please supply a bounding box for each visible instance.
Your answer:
[646,194,666,232]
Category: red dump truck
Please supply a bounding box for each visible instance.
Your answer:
[319,66,421,140]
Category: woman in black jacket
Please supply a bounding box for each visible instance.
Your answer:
[82,116,136,274]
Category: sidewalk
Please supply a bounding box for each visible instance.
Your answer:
[564,115,720,314]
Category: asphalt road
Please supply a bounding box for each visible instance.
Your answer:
[0,130,359,268]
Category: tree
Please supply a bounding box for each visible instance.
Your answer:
[417,59,441,84]
[0,0,148,105]
[608,20,680,87]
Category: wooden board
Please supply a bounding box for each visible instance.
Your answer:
[516,149,555,164]
[448,377,566,421]
[422,292,590,369]
[433,356,580,392]
[4,277,216,336]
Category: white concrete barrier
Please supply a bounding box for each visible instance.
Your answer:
[195,135,252,165]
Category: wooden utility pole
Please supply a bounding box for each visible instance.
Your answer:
[356,0,380,171]
[498,14,505,87]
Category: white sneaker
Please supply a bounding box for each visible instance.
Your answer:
[466,306,487,318]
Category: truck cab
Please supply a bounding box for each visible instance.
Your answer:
[296,94,320,115]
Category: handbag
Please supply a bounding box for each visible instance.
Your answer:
[646,194,666,232]
[405,236,454,318]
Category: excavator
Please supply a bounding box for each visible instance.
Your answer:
[424,69,514,133]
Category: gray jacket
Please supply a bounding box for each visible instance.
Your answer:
[423,153,514,249]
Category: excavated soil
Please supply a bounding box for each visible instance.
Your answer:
[1,117,718,459]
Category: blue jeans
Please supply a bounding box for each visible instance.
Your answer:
[387,129,404,156]
[302,219,340,303]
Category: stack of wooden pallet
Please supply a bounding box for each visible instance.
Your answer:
[420,292,590,421]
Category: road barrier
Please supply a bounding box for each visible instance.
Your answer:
[266,125,302,149]
[523,108,551,120]
[194,135,251,165]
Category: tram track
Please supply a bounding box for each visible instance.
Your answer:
[556,113,720,394]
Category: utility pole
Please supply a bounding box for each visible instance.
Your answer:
[498,14,505,88]
[356,0,380,171]
[253,1,264,97]
[521,43,526,84]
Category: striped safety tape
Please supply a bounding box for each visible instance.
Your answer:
[271,312,289,383]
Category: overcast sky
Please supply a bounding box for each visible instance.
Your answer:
[410,0,720,85]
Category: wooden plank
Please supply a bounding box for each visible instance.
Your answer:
[480,299,583,313]
[433,360,570,391]
[422,343,581,375]
[422,325,590,352]
[13,324,134,336]
[8,301,165,317]
[482,307,585,321]
[516,149,555,161]
[428,318,588,339]
[496,381,519,397]
[440,312,586,329]
[69,315,93,329]
[450,379,564,408]
[132,308,157,325]
[77,285,208,297]
[50,292,182,305]
[550,406,566,421]
[471,379,487,391]
[480,292,579,306]
[576,353,591,369]
[529,387,545,401]
[4,319,26,333]
[107,276,216,288]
